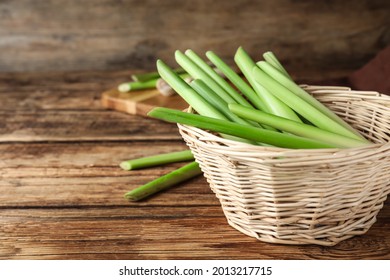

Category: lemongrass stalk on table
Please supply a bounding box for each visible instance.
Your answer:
[251,66,370,142]
[185,49,253,107]
[234,47,302,123]
[120,150,194,171]
[118,78,159,92]
[124,161,202,201]
[131,67,187,82]
[229,104,370,148]
[119,73,192,94]
[257,61,367,141]
[148,107,338,149]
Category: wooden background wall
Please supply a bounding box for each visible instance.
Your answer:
[0,0,389,81]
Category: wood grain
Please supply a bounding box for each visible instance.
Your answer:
[0,207,389,260]
[0,0,389,82]
[0,70,389,259]
[0,110,182,142]
[0,70,136,110]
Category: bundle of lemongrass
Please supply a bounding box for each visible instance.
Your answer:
[122,47,371,201]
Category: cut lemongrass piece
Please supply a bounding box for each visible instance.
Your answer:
[148,107,337,149]
[252,66,370,142]
[130,72,159,83]
[262,51,292,79]
[124,161,202,201]
[118,78,158,92]
[234,47,302,123]
[229,104,369,148]
[175,50,237,104]
[120,150,194,171]
[185,49,252,107]
[257,61,367,141]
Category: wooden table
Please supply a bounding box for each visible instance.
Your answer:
[0,70,389,260]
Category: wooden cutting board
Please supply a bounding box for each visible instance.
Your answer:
[101,87,188,117]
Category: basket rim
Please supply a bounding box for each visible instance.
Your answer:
[178,86,390,157]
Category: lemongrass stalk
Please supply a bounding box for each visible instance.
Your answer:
[206,51,265,110]
[262,51,292,79]
[131,72,160,83]
[229,104,369,148]
[120,150,194,171]
[234,47,302,123]
[131,67,187,82]
[118,78,159,92]
[257,61,367,141]
[156,60,224,119]
[148,107,337,149]
[252,66,370,142]
[175,50,237,104]
[157,60,254,144]
[205,51,280,132]
[185,49,252,107]
[190,79,261,127]
[124,161,202,201]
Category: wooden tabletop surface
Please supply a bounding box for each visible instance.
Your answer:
[0,70,389,260]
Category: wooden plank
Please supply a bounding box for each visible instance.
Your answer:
[0,174,213,207]
[0,1,389,81]
[0,70,135,110]
[0,208,389,260]
[1,69,389,260]
[0,142,213,207]
[0,110,182,142]
[0,142,190,168]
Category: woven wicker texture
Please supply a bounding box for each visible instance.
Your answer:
[178,86,390,246]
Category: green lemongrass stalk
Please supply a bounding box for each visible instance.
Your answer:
[131,67,187,82]
[234,47,302,123]
[205,50,278,131]
[148,107,337,149]
[206,50,265,111]
[229,104,369,148]
[156,59,224,119]
[257,61,367,141]
[118,78,159,92]
[157,59,253,144]
[124,161,202,201]
[185,49,252,107]
[120,150,194,171]
[252,66,370,142]
[175,50,238,104]
[131,72,160,83]
[262,51,292,79]
[190,79,260,127]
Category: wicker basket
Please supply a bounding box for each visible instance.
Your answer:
[178,85,390,246]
